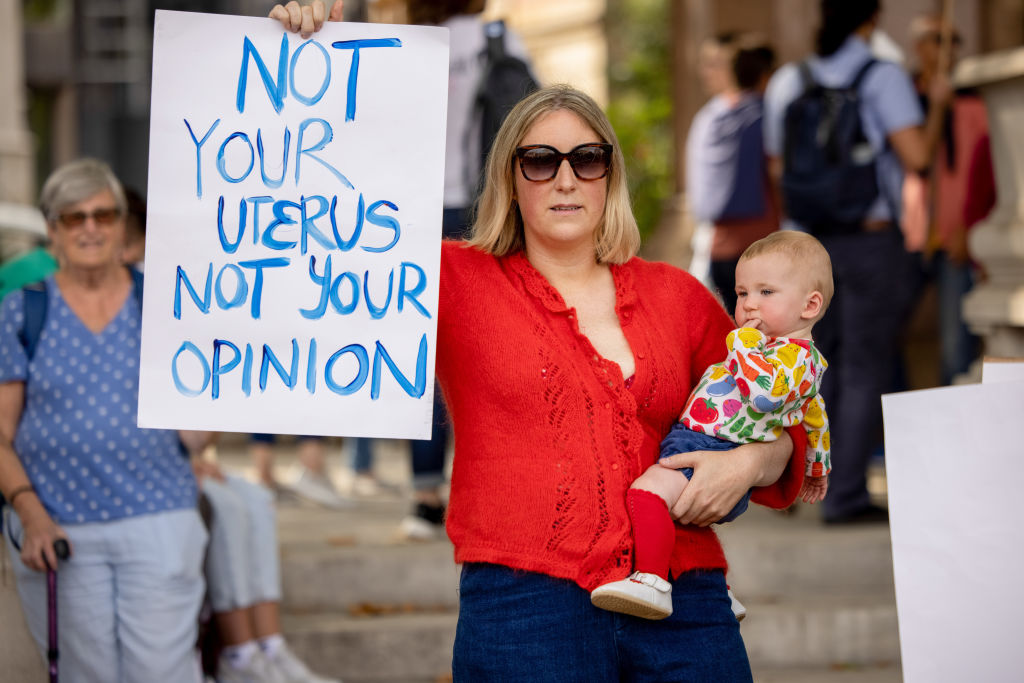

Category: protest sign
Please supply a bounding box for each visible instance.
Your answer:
[138,10,449,438]
[882,378,1024,681]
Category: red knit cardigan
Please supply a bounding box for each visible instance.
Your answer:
[436,241,804,591]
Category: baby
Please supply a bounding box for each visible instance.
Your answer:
[591,230,832,620]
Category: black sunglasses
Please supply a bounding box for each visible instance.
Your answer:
[514,143,613,182]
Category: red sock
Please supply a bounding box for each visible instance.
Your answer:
[627,488,675,581]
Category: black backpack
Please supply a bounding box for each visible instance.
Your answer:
[781,59,881,235]
[474,20,539,176]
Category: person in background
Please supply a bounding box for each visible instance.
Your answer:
[909,14,989,385]
[0,158,208,681]
[763,0,951,524]
[249,434,349,509]
[0,238,56,301]
[398,0,537,540]
[196,460,341,683]
[686,32,738,288]
[702,36,780,314]
[118,184,339,682]
[121,187,147,269]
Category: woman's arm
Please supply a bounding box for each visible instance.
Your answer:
[660,432,792,527]
[0,381,69,571]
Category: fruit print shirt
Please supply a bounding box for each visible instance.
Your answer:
[679,327,830,478]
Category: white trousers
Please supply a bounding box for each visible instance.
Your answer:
[200,475,281,612]
[5,507,207,683]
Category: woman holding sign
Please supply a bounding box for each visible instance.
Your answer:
[0,159,208,682]
[277,2,805,680]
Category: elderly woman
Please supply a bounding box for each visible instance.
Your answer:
[276,5,805,680]
[0,159,207,681]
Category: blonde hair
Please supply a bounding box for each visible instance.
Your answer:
[468,84,640,264]
[740,231,834,311]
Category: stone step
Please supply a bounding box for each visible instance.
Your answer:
[281,611,457,683]
[753,664,901,683]
[718,503,895,599]
[281,541,460,611]
[279,603,899,683]
[741,595,900,668]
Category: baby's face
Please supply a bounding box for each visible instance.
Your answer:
[734,253,815,338]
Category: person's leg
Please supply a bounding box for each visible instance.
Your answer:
[113,509,207,683]
[5,512,118,682]
[618,569,753,682]
[350,437,373,475]
[819,230,912,522]
[400,385,449,539]
[935,250,980,385]
[453,564,618,682]
[249,433,278,488]
[292,436,348,508]
[709,257,740,315]
[202,477,256,615]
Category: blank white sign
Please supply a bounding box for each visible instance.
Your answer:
[882,377,1024,682]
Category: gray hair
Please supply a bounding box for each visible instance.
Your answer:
[39,158,126,223]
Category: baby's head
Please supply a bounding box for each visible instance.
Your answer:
[734,231,833,339]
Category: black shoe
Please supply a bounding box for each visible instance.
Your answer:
[397,502,446,541]
[823,504,889,525]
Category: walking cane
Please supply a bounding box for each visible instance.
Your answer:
[47,539,70,683]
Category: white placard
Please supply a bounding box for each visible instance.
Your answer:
[982,357,1024,384]
[882,384,1024,682]
[138,11,449,438]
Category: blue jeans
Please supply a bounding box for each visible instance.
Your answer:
[933,250,979,385]
[453,564,752,682]
[411,384,449,491]
[659,424,750,523]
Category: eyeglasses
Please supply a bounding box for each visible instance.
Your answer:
[57,207,122,228]
[514,143,613,182]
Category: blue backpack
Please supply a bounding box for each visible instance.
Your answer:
[781,59,880,235]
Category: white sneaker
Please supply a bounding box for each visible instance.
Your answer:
[396,514,442,541]
[590,571,673,620]
[729,588,747,622]
[288,468,352,509]
[267,643,341,683]
[350,473,401,498]
[216,650,288,683]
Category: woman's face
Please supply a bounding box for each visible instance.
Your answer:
[48,188,125,271]
[513,109,608,257]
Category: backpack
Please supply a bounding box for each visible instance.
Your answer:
[706,96,767,223]
[781,59,881,235]
[473,20,539,177]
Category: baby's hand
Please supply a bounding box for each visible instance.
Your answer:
[799,475,828,504]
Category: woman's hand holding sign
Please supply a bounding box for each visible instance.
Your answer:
[270,0,344,38]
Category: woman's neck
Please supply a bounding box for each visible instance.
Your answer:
[56,263,125,292]
[525,242,605,297]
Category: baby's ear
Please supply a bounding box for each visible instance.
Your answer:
[802,291,824,320]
